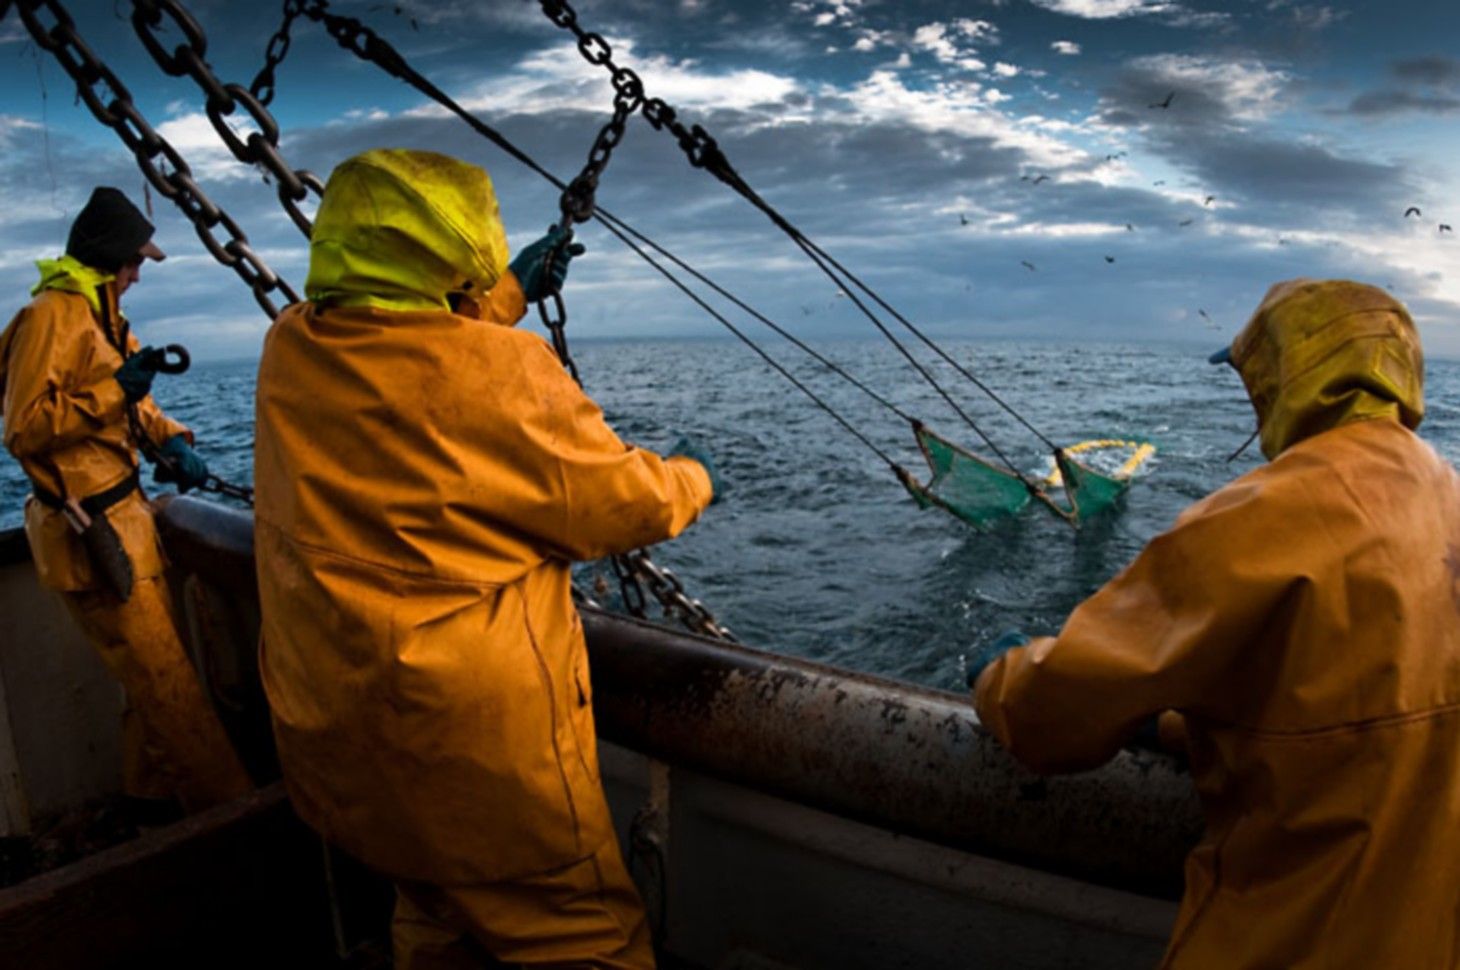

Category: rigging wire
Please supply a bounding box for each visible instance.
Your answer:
[535,0,1064,463]
[594,213,904,471]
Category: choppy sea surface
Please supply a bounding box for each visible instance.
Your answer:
[4,338,1457,693]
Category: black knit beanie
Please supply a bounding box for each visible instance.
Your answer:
[65,187,155,273]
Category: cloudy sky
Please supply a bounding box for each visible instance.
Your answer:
[1,0,1458,360]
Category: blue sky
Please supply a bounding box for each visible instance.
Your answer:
[2,0,1458,360]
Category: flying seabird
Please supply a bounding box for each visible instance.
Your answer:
[1021,260,1037,272]
[1442,224,1454,234]
[1149,91,1175,109]
[1203,195,1216,206]
[1104,255,1116,263]
[1178,218,1195,227]
[1125,223,1135,231]
[1404,207,1422,218]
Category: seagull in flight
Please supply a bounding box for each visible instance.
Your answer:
[1104,255,1116,263]
[1153,180,1166,187]
[1198,309,1218,330]
[960,213,969,226]
[1030,174,1050,185]
[1442,224,1454,234]
[1178,218,1195,227]
[1125,223,1135,231]
[1404,206,1422,218]
[1203,195,1216,206]
[1021,260,1037,272]
[1149,91,1175,109]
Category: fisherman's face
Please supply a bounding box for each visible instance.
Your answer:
[116,256,143,295]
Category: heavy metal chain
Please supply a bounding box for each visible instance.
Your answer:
[247,0,304,107]
[14,0,300,319]
[131,0,325,237]
[538,0,735,188]
[617,549,734,641]
[529,3,649,389]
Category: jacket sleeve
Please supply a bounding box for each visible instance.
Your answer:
[134,396,190,450]
[2,300,129,460]
[485,334,713,563]
[973,470,1328,773]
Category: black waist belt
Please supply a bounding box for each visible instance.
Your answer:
[31,470,141,516]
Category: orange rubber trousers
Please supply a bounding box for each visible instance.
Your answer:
[62,575,252,812]
[391,836,654,970]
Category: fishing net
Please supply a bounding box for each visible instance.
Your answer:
[902,426,1155,529]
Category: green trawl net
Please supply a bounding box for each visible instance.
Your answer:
[904,423,1033,527]
[902,425,1155,529]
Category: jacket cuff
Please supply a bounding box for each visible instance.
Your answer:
[486,272,528,328]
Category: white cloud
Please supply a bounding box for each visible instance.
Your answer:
[911,21,995,71]
[1026,0,1229,26]
[445,38,801,118]
[841,71,1084,169]
[0,114,41,149]
[1051,40,1082,55]
[152,112,252,182]
[993,62,1020,78]
[952,19,1000,44]
[1131,53,1291,121]
[1028,0,1155,17]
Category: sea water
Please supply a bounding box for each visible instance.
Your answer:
[3,338,1457,693]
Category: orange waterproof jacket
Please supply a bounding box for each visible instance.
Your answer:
[0,257,188,590]
[254,149,713,884]
[975,280,1460,968]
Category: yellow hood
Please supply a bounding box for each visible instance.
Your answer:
[1227,278,1424,459]
[31,254,115,316]
[304,148,510,312]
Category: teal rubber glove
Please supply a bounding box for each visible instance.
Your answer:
[509,225,587,303]
[115,347,162,403]
[153,434,209,493]
[669,435,723,505]
[966,629,1030,688]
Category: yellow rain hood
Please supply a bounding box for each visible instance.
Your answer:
[1228,278,1424,459]
[305,148,510,312]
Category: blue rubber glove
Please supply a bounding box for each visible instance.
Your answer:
[669,435,723,505]
[115,347,162,403]
[153,434,209,493]
[965,629,1030,688]
[508,225,587,303]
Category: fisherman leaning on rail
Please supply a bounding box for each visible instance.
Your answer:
[253,148,717,970]
[969,279,1460,969]
[0,187,253,817]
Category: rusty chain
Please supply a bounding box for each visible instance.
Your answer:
[618,550,734,641]
[131,0,325,237]
[14,0,299,319]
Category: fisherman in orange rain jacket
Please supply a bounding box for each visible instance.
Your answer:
[0,187,252,815]
[971,279,1460,968]
[253,149,718,969]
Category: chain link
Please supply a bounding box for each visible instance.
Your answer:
[132,0,324,238]
[538,0,735,187]
[619,550,735,641]
[17,0,300,319]
[248,0,305,106]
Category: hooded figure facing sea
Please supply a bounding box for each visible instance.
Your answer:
[253,149,715,968]
[973,279,1460,969]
